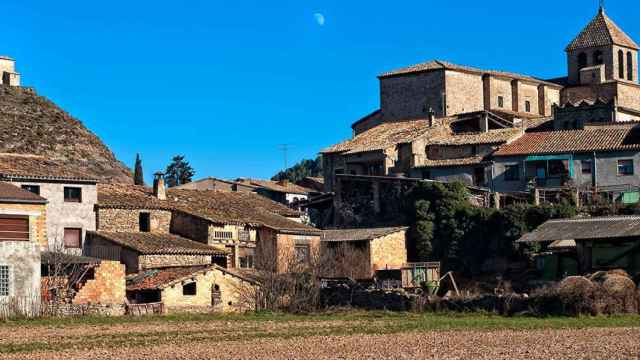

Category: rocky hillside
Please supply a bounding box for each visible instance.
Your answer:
[0,85,132,183]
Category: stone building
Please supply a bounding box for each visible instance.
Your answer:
[234,178,315,209]
[173,177,255,193]
[0,56,20,87]
[126,264,258,313]
[0,182,47,312]
[323,6,640,198]
[0,153,97,254]
[321,227,408,280]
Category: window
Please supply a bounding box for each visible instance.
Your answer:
[238,230,250,242]
[63,187,82,203]
[578,52,587,70]
[581,160,592,174]
[471,145,478,156]
[504,165,520,181]
[525,101,531,113]
[618,159,634,176]
[497,96,504,108]
[183,282,197,296]
[628,51,634,81]
[239,255,254,269]
[619,50,625,79]
[0,216,29,242]
[139,212,150,232]
[294,244,310,264]
[213,231,233,240]
[21,185,40,195]
[63,228,82,248]
[593,50,603,65]
[0,266,8,297]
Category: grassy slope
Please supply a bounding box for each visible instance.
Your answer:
[1,312,639,354]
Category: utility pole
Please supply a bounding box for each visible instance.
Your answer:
[278,144,292,170]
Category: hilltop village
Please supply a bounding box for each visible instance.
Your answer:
[1,7,640,316]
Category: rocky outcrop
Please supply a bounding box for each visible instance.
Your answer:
[0,85,131,183]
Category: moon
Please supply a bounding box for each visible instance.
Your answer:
[314,13,325,26]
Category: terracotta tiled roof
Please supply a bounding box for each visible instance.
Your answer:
[89,231,228,256]
[0,153,97,182]
[566,9,638,51]
[323,227,408,242]
[97,183,173,210]
[431,128,523,146]
[322,118,451,154]
[237,179,314,195]
[518,216,640,243]
[168,189,320,234]
[379,60,561,87]
[0,181,46,203]
[126,264,257,291]
[494,126,640,156]
[420,156,488,168]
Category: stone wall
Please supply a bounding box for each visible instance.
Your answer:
[444,70,484,115]
[617,82,640,110]
[485,76,513,111]
[170,211,209,243]
[139,255,211,270]
[380,70,446,120]
[97,208,172,233]
[370,231,408,271]
[73,261,125,305]
[161,267,256,313]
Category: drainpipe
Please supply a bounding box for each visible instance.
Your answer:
[592,151,598,190]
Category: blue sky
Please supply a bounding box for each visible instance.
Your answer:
[3,1,637,182]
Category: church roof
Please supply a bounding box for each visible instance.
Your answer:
[566,8,638,51]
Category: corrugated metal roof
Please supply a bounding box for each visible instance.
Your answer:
[518,216,640,243]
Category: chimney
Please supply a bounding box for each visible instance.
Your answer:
[153,172,166,200]
[427,107,436,127]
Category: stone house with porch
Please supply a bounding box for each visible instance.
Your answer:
[0,153,98,254]
[491,123,640,202]
[0,181,47,312]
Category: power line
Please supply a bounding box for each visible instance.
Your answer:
[278,144,294,170]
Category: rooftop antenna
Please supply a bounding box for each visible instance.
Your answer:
[278,144,293,170]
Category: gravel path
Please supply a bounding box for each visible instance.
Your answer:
[4,327,639,359]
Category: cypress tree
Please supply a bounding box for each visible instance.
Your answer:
[134,153,144,185]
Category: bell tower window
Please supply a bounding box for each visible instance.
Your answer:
[578,53,587,70]
[619,50,625,79]
[627,51,633,81]
[593,50,603,65]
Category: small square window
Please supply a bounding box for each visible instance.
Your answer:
[618,159,634,176]
[497,96,504,108]
[183,282,197,296]
[294,245,310,264]
[0,265,9,297]
[21,185,40,195]
[581,160,592,175]
[64,187,82,203]
[63,228,82,248]
[504,165,520,181]
[239,255,254,269]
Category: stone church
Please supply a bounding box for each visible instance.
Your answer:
[322,7,640,192]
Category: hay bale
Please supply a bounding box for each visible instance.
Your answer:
[600,275,637,314]
[557,276,598,315]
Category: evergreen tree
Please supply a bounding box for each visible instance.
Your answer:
[271,156,322,183]
[164,155,195,187]
[133,153,144,186]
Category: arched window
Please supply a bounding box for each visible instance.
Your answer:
[593,50,604,65]
[627,51,634,81]
[619,50,625,78]
[578,53,588,69]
